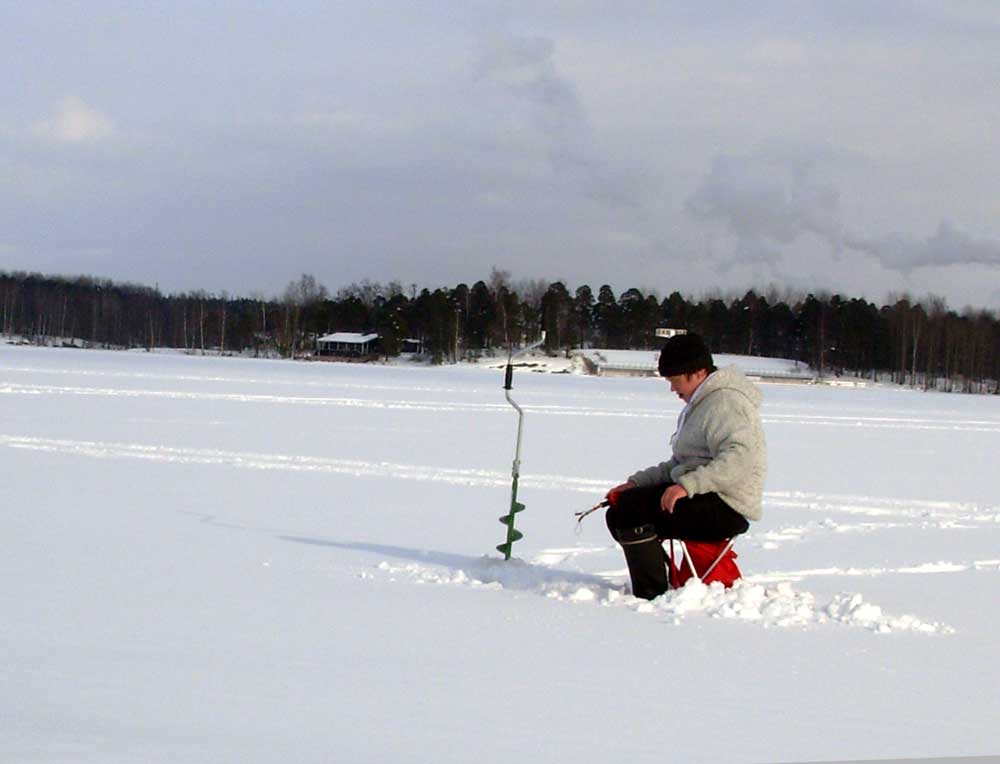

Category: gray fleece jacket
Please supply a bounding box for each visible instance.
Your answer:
[628,365,767,521]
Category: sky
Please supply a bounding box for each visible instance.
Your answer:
[3,1,1000,310]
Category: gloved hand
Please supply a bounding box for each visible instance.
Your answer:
[605,481,636,508]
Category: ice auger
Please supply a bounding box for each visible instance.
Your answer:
[497,333,545,560]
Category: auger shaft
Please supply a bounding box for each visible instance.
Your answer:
[496,333,544,560]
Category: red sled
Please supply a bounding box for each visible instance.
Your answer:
[666,538,742,588]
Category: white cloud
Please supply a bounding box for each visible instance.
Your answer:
[32,96,114,144]
[472,34,639,208]
[686,148,844,255]
[686,146,1000,279]
[476,34,588,146]
[847,220,1000,273]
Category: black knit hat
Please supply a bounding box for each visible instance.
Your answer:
[657,333,714,377]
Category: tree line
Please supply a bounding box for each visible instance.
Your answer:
[2,268,998,393]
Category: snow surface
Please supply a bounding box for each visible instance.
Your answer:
[2,344,999,763]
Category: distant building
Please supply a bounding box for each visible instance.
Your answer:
[316,332,379,358]
[655,327,688,339]
[571,348,817,383]
[400,338,423,354]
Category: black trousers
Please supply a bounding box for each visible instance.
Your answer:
[605,483,749,542]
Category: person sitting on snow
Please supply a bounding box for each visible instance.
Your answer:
[605,333,767,599]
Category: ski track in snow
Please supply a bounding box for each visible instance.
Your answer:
[1,364,626,402]
[747,559,1000,583]
[5,432,1000,529]
[0,434,611,492]
[1,364,535,399]
[4,381,1000,431]
[0,381,670,419]
[757,491,1000,545]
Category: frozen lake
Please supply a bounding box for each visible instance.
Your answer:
[2,344,999,763]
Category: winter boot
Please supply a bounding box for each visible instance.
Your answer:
[617,523,669,600]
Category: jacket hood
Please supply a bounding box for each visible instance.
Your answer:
[692,365,763,410]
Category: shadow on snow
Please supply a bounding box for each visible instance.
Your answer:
[280,536,615,592]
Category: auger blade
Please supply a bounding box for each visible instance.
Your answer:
[496,526,524,542]
[495,528,524,557]
[498,505,525,526]
[497,509,525,559]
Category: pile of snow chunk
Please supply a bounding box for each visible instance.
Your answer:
[824,592,952,634]
[648,580,953,634]
[371,558,955,635]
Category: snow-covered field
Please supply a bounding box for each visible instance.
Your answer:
[2,344,999,763]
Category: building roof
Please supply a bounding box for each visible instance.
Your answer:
[317,332,379,344]
[572,349,816,380]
